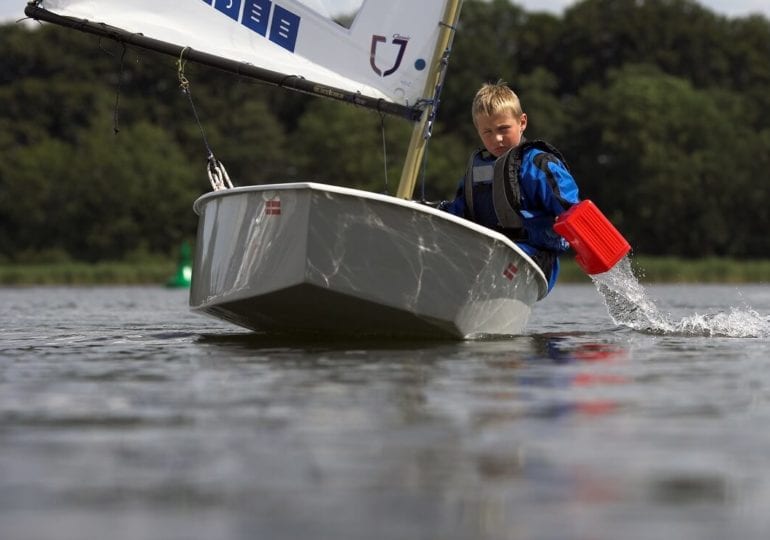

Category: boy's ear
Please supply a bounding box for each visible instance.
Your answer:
[519,113,528,132]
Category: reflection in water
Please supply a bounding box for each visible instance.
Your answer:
[197,332,630,423]
[520,335,628,417]
[195,331,637,535]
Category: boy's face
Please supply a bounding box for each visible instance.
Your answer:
[475,110,527,158]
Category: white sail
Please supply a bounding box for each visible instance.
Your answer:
[34,0,452,109]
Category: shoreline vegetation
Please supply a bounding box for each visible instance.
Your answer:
[0,256,768,286]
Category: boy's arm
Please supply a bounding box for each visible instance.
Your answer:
[438,180,466,217]
[526,152,580,214]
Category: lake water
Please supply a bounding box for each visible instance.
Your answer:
[2,273,770,540]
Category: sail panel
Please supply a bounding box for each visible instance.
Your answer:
[36,0,450,109]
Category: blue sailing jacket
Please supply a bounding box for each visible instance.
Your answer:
[442,141,580,292]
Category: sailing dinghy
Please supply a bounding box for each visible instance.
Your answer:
[26,0,548,338]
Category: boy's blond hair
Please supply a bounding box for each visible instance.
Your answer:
[471,81,524,126]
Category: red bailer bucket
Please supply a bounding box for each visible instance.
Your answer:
[553,200,631,275]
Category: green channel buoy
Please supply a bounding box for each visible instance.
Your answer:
[166,241,192,288]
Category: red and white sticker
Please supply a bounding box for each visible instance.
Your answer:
[265,199,281,216]
[502,262,518,281]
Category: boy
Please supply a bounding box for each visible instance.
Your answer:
[440,81,580,293]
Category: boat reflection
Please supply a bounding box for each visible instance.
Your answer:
[478,335,630,420]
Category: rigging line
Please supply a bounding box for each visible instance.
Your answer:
[379,111,389,195]
[176,48,232,191]
[96,37,128,134]
[413,14,459,200]
[176,47,214,160]
[112,42,127,134]
[419,140,429,203]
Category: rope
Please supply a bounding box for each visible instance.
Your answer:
[379,112,389,195]
[112,42,127,134]
[419,142,429,203]
[207,156,233,191]
[96,37,127,134]
[177,47,231,191]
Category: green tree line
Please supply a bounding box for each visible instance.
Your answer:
[1,0,769,262]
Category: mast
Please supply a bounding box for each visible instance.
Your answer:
[395,0,463,200]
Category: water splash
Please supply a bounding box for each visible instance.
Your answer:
[591,257,770,337]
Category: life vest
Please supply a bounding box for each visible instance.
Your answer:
[463,139,570,236]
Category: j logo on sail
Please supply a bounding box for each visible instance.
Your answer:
[370,35,409,77]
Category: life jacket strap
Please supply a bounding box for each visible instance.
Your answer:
[463,149,494,220]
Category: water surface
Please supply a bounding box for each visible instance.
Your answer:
[2,281,770,540]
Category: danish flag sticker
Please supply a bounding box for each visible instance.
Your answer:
[503,262,518,281]
[265,199,281,216]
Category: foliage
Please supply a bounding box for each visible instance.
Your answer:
[292,98,412,193]
[0,260,178,285]
[1,113,199,261]
[2,0,770,262]
[564,64,734,255]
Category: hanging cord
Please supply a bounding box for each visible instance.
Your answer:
[112,42,127,134]
[418,50,452,201]
[419,142,430,203]
[415,17,458,203]
[379,112,390,195]
[96,38,127,134]
[177,48,232,191]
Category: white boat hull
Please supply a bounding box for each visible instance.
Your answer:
[189,183,547,338]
